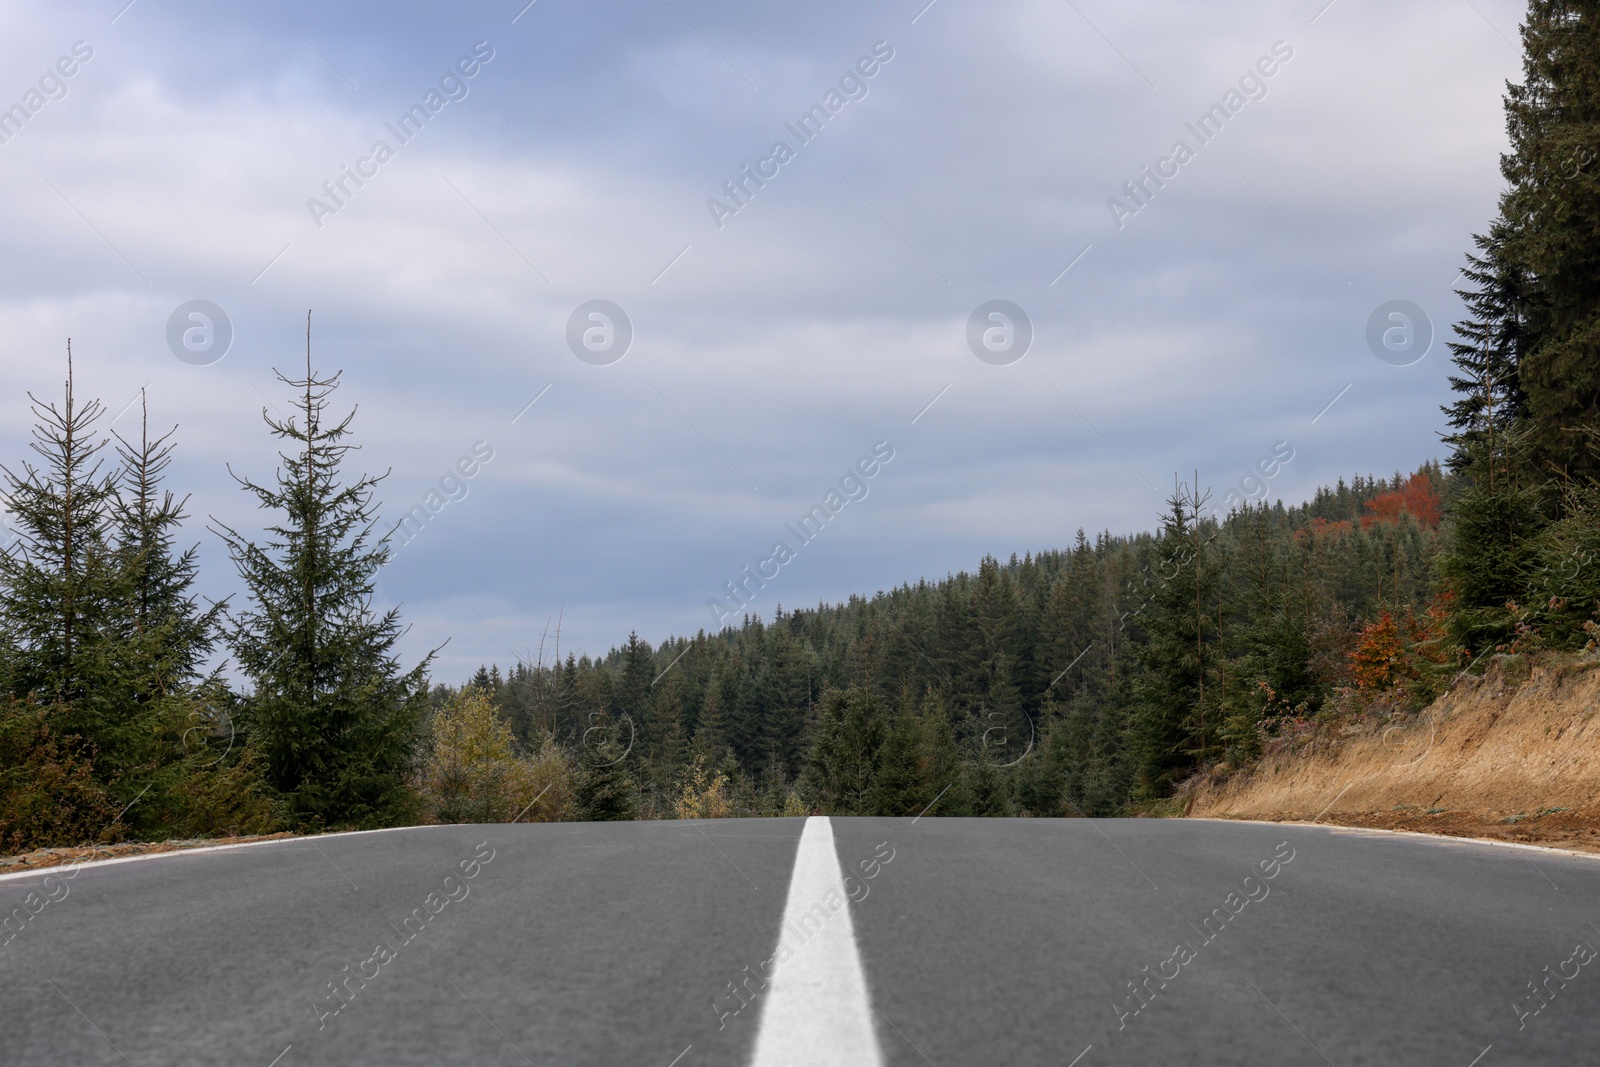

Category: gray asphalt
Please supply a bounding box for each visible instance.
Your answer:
[2,818,1598,1066]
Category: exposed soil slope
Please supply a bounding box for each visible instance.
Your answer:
[1185,654,1600,854]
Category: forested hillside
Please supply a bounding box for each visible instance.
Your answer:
[449,466,1449,821]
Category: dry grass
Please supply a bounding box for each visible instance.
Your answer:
[1184,653,1600,854]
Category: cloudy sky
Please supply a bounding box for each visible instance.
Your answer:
[0,0,1526,677]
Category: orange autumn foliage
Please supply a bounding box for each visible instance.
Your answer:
[1360,472,1442,530]
[1293,517,1353,544]
[1348,595,1453,697]
[1349,611,1413,691]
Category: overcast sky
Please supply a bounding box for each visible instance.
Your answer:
[0,0,1527,677]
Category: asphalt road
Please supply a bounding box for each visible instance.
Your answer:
[3,817,1598,1066]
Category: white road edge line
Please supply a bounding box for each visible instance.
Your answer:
[0,824,460,885]
[1188,818,1600,862]
[749,816,885,1067]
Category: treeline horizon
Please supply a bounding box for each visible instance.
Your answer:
[447,462,1451,821]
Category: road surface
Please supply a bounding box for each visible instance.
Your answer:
[3,817,1598,1065]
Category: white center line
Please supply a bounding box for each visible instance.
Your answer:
[749,816,885,1067]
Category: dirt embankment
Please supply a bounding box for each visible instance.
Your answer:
[1184,654,1600,854]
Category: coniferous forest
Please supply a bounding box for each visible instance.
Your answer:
[1,0,1597,847]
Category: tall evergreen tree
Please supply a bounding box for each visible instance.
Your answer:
[1439,459,1544,653]
[1499,1,1600,483]
[800,687,888,815]
[692,681,732,768]
[870,701,929,817]
[574,725,639,820]
[617,631,652,727]
[111,393,223,694]
[0,347,166,809]
[964,757,1014,817]
[0,347,120,716]
[213,317,430,829]
[1131,484,1219,797]
[1443,224,1532,471]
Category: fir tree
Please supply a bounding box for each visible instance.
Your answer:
[1131,483,1219,797]
[0,346,120,715]
[110,393,224,708]
[914,694,970,817]
[1500,1,1600,483]
[1439,454,1544,654]
[0,346,163,803]
[965,757,1013,817]
[800,687,888,815]
[574,725,639,820]
[213,316,430,829]
[870,702,928,816]
[1443,224,1531,471]
[692,681,732,769]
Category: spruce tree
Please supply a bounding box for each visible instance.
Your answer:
[1443,224,1531,470]
[1131,483,1218,797]
[617,631,652,729]
[869,702,928,816]
[800,687,888,815]
[1437,1,1600,651]
[213,317,430,829]
[0,347,164,812]
[754,628,813,780]
[0,347,121,720]
[964,757,1013,817]
[111,393,222,685]
[574,724,639,820]
[1500,1,1600,483]
[648,683,687,792]
[107,392,236,833]
[1013,713,1070,817]
[918,698,971,817]
[975,651,1026,767]
[691,681,732,769]
[1438,449,1544,654]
